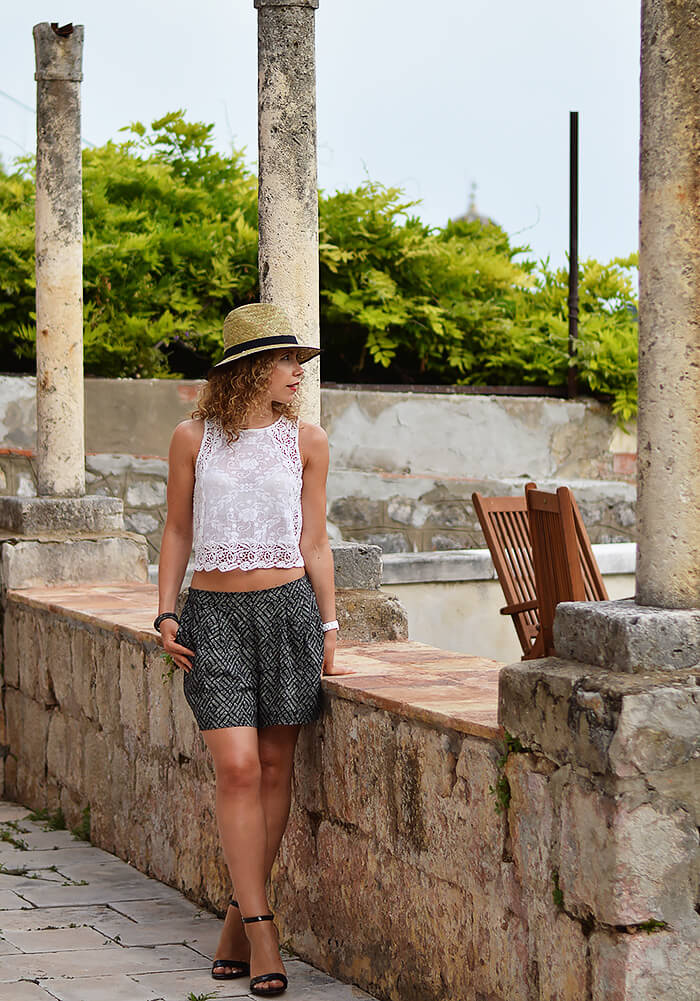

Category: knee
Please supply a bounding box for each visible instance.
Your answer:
[215,753,262,794]
[259,747,291,788]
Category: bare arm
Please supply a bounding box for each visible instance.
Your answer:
[299,421,348,676]
[156,419,202,670]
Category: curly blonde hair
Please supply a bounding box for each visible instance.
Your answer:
[192,351,300,442]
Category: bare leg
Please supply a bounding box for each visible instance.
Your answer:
[206,724,301,990]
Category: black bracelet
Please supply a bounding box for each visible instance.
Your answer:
[154,611,180,631]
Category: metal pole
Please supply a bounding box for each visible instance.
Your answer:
[567,110,579,398]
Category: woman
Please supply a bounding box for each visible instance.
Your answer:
[155,302,351,997]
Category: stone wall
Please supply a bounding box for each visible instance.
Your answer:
[2,591,697,1000]
[0,449,637,563]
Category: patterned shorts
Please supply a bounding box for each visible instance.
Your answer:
[175,575,324,731]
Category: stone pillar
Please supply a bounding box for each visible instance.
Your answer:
[255,0,321,424]
[636,0,700,609]
[34,22,86,497]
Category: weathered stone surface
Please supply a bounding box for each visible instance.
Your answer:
[554,599,700,672]
[33,23,86,498]
[124,511,160,536]
[531,908,590,1001]
[351,531,411,554]
[608,683,700,777]
[335,589,408,643]
[591,927,700,1001]
[499,656,700,777]
[506,753,558,902]
[559,781,699,925]
[125,479,166,509]
[0,535,148,589]
[331,541,381,590]
[0,496,124,534]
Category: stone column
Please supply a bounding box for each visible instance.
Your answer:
[636,0,700,609]
[34,22,86,497]
[255,0,321,424]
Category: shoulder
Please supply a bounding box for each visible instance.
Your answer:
[169,419,205,461]
[296,420,326,470]
[298,420,328,453]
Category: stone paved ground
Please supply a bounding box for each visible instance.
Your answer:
[0,801,376,1001]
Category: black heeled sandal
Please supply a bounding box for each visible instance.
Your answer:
[211,898,251,981]
[241,912,288,997]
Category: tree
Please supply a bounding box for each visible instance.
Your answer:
[0,112,638,419]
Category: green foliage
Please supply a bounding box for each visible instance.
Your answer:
[28,806,66,830]
[636,919,668,933]
[1,111,258,378]
[71,805,91,842]
[0,112,638,416]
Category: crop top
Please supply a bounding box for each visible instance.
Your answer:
[192,415,305,572]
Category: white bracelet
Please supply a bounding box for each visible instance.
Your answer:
[322,619,339,633]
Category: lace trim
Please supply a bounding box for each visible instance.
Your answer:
[193,543,305,572]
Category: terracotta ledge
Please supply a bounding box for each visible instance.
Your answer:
[5,583,503,741]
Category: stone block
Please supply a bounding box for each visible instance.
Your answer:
[499,658,616,772]
[0,495,124,533]
[608,682,700,777]
[328,496,384,528]
[471,884,530,1001]
[506,752,558,902]
[351,530,411,554]
[591,927,700,1001]
[125,478,167,508]
[331,541,382,590]
[336,589,408,643]
[0,536,149,589]
[124,511,160,536]
[44,617,79,717]
[145,647,175,749]
[555,599,700,672]
[530,908,590,1001]
[93,630,123,734]
[119,641,147,735]
[2,604,20,688]
[69,625,98,721]
[559,781,699,925]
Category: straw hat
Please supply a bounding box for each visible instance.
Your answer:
[210,303,321,373]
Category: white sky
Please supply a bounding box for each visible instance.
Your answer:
[2,1,641,267]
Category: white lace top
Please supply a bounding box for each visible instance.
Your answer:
[192,415,305,571]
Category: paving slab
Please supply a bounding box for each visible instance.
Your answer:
[0,944,209,981]
[38,973,162,1001]
[0,904,114,931]
[0,890,33,910]
[0,805,32,823]
[92,912,221,951]
[108,898,208,923]
[0,982,57,1001]
[131,968,251,999]
[0,940,20,956]
[15,878,185,908]
[0,847,118,871]
[3,926,118,954]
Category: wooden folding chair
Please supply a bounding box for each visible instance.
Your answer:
[472,487,539,657]
[525,484,608,657]
[473,485,608,659]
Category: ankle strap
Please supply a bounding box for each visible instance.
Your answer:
[241,912,274,923]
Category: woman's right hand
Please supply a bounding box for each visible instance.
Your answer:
[159,619,195,672]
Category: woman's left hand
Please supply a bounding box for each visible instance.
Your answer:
[321,629,354,676]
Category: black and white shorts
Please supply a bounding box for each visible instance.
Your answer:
[175,575,324,731]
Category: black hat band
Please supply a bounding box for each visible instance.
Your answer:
[221,334,300,361]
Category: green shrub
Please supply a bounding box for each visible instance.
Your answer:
[0,112,638,418]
